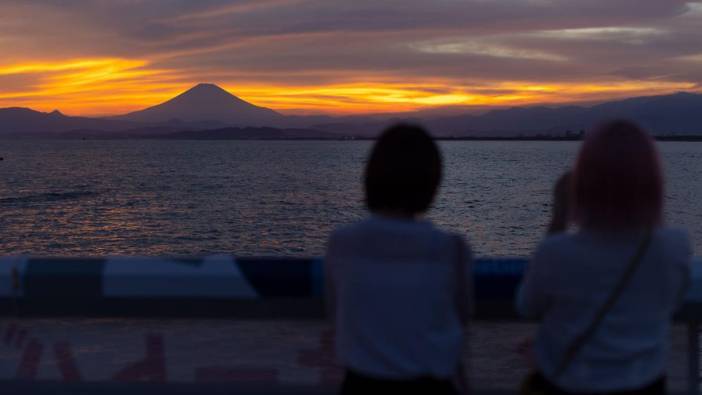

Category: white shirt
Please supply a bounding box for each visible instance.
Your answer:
[517,228,692,392]
[325,215,471,379]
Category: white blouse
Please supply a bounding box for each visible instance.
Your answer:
[325,215,471,379]
[517,228,692,392]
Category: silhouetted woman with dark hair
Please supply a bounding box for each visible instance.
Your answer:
[518,120,692,394]
[325,124,472,394]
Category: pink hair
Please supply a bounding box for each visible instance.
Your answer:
[572,120,663,230]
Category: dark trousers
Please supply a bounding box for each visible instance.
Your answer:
[341,369,458,395]
[529,372,666,395]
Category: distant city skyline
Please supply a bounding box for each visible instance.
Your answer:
[0,0,701,116]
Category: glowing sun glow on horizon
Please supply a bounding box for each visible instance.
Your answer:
[0,58,697,116]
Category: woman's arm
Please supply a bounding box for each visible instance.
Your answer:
[547,172,571,235]
[516,245,553,319]
[517,173,567,317]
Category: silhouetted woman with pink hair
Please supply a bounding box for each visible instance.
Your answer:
[517,120,692,394]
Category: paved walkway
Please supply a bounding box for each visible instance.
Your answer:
[0,320,694,393]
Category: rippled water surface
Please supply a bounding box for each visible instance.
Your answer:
[1,140,701,257]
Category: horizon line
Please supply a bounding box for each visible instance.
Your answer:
[1,84,700,119]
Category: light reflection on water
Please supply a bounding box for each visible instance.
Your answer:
[0,139,700,257]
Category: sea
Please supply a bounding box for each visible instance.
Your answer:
[1,139,702,257]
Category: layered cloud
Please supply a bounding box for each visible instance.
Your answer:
[0,0,700,115]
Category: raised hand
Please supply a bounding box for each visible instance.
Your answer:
[548,172,571,234]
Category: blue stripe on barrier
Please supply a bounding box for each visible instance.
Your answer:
[170,257,207,267]
[236,258,528,300]
[310,258,324,298]
[473,259,526,300]
[16,257,532,301]
[24,258,105,299]
[474,258,526,275]
[236,258,317,298]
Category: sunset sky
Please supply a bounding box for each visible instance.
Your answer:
[1,0,701,116]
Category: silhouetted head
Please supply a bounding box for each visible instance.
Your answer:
[364,124,442,217]
[572,120,663,230]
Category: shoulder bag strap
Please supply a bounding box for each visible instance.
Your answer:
[554,228,653,378]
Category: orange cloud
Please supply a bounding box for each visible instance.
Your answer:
[0,58,185,115]
[224,80,696,114]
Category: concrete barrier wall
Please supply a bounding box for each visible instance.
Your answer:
[0,255,700,319]
[0,256,699,392]
[0,255,524,318]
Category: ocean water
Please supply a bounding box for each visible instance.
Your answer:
[1,139,702,257]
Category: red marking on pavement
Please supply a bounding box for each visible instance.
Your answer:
[4,323,17,346]
[112,334,166,383]
[297,328,343,384]
[15,338,43,380]
[54,342,82,382]
[195,366,279,382]
[14,328,28,348]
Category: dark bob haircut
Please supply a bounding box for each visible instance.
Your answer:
[364,123,442,215]
[572,119,663,230]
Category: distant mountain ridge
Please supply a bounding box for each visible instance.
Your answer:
[425,91,702,137]
[114,83,283,126]
[0,107,134,134]
[1,84,701,138]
